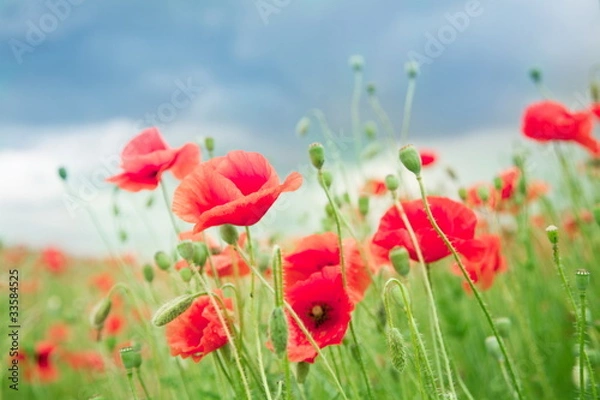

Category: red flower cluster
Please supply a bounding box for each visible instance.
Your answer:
[173,150,302,233]
[522,101,600,156]
[107,127,200,192]
[40,247,68,274]
[165,292,232,362]
[372,196,484,264]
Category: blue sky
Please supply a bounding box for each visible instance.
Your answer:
[1,0,599,254]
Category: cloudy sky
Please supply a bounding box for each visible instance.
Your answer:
[1,0,599,256]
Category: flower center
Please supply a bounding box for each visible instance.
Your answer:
[308,304,329,328]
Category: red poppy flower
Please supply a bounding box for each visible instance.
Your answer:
[90,272,115,293]
[372,196,484,264]
[361,179,387,196]
[105,314,126,336]
[40,247,67,274]
[522,101,600,156]
[65,351,105,372]
[174,259,191,271]
[419,149,438,167]
[165,291,233,362]
[284,267,354,363]
[47,323,71,344]
[173,150,302,233]
[452,234,507,291]
[106,127,200,192]
[284,233,371,304]
[16,341,58,383]
[207,245,251,278]
[592,103,600,119]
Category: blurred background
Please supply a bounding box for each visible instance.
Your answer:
[1,0,599,255]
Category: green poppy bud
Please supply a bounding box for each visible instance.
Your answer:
[366,82,376,95]
[529,68,542,84]
[495,317,511,338]
[120,346,142,370]
[179,268,193,283]
[90,297,112,329]
[385,174,399,192]
[364,121,377,140]
[192,242,209,267]
[485,336,503,361]
[386,327,407,372]
[545,225,559,245]
[358,196,369,216]
[348,55,364,72]
[154,251,171,271]
[151,295,196,327]
[405,61,420,79]
[389,246,410,277]
[58,166,68,181]
[320,170,333,189]
[399,144,422,176]
[142,264,154,283]
[220,224,239,246]
[205,137,215,152]
[576,269,591,292]
[296,362,310,384]
[177,241,195,262]
[269,307,288,358]
[309,143,325,170]
[295,117,310,137]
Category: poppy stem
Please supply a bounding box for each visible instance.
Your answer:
[136,369,151,400]
[127,371,139,400]
[578,292,586,400]
[160,179,180,235]
[391,192,456,398]
[399,76,417,145]
[415,175,524,400]
[367,91,396,145]
[317,170,374,400]
[351,67,363,160]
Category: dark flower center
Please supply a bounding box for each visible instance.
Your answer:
[308,304,330,328]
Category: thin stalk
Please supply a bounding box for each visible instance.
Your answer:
[160,178,180,235]
[415,175,524,400]
[549,235,577,312]
[399,77,416,144]
[579,292,586,400]
[136,369,151,400]
[352,68,363,159]
[127,372,139,400]
[318,170,373,399]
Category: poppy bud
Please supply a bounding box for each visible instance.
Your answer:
[389,246,410,277]
[142,264,154,283]
[485,336,503,361]
[364,121,377,140]
[405,61,420,79]
[348,55,364,72]
[495,317,511,338]
[445,167,458,181]
[146,195,154,208]
[593,204,600,227]
[399,144,421,176]
[575,269,590,292]
[493,176,503,191]
[295,117,310,137]
[366,82,376,96]
[177,241,194,262]
[458,187,467,202]
[320,170,333,189]
[325,203,335,218]
[105,335,117,352]
[118,230,128,243]
[219,224,239,246]
[477,186,490,203]
[545,225,559,245]
[529,68,542,84]
[358,196,369,216]
[386,327,407,372]
[58,166,68,181]
[179,267,193,283]
[90,297,112,329]
[120,346,142,370]
[192,242,209,267]
[151,295,196,327]
[154,251,171,271]
[591,82,600,103]
[205,137,215,153]
[385,174,399,192]
[309,143,325,170]
[269,307,288,358]
[296,362,310,384]
[342,192,351,204]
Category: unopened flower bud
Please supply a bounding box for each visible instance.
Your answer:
[320,170,333,189]
[269,307,288,358]
[152,295,196,327]
[386,327,407,372]
[458,187,467,202]
[485,336,503,361]
[120,346,142,370]
[220,224,239,246]
[142,264,154,283]
[325,203,335,218]
[105,335,117,352]
[205,137,215,152]
[309,143,325,170]
[296,362,310,384]
[364,121,377,140]
[591,82,600,103]
[179,267,193,283]
[366,82,376,95]
[118,230,128,243]
[154,251,171,271]
[90,297,112,329]
[399,145,422,176]
[389,246,410,277]
[477,186,490,203]
[349,55,364,72]
[58,166,68,181]
[493,176,503,191]
[529,68,542,84]
[385,174,399,192]
[177,241,194,262]
[192,242,208,267]
[405,61,420,79]
[495,317,511,338]
[545,225,559,245]
[358,196,369,216]
[295,117,310,137]
[576,269,590,292]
